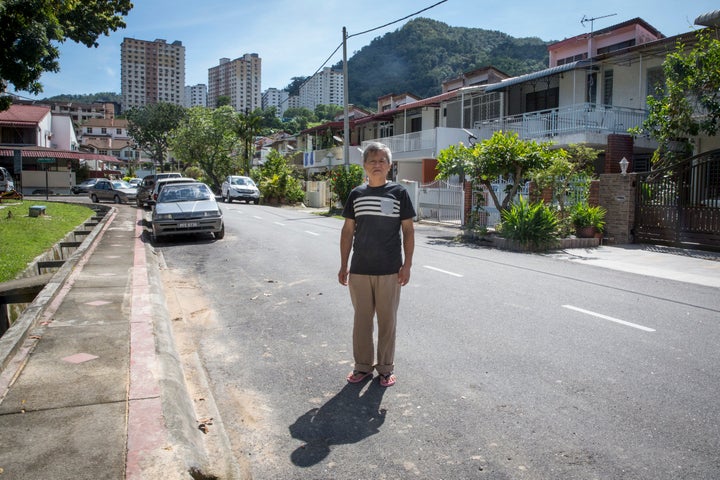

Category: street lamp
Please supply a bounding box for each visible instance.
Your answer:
[619,157,629,175]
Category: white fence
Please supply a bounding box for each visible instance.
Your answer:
[472,178,531,228]
[414,180,464,225]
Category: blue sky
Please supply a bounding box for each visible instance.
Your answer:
[12,0,718,100]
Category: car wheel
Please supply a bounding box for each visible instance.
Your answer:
[227,196,232,203]
[90,194,98,203]
[136,197,143,208]
[214,224,225,240]
[113,195,121,204]
[253,199,259,205]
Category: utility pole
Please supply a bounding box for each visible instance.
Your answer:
[342,26,350,170]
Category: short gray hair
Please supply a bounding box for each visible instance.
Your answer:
[362,142,392,165]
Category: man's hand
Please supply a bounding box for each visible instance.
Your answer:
[338,268,349,286]
[398,264,411,286]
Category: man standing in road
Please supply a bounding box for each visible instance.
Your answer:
[338,142,416,388]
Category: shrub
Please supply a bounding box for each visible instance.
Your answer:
[499,196,559,250]
[329,164,364,206]
[570,202,606,232]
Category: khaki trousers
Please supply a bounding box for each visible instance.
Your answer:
[348,273,401,375]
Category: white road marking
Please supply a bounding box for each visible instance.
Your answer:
[305,231,320,236]
[253,216,262,219]
[423,265,463,277]
[562,305,656,332]
[274,222,285,226]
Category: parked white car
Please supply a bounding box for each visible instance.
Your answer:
[152,182,224,241]
[221,175,260,204]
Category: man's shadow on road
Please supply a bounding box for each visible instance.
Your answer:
[289,377,386,467]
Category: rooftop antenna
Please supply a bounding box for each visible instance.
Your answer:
[581,13,617,59]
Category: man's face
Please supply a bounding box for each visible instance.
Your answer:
[364,151,391,183]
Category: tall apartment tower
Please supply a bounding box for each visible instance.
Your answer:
[184,84,207,107]
[207,54,262,112]
[120,38,186,112]
[299,67,344,110]
[262,88,289,118]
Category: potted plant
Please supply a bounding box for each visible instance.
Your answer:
[570,202,606,238]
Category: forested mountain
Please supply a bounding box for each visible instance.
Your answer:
[41,18,551,111]
[41,92,122,103]
[343,17,551,108]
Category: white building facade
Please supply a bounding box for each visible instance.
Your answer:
[299,67,344,110]
[207,54,262,112]
[262,88,289,118]
[120,38,186,112]
[184,84,207,107]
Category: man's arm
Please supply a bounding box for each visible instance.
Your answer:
[338,218,355,285]
[398,218,414,286]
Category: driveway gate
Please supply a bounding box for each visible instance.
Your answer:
[634,149,720,251]
[417,180,464,225]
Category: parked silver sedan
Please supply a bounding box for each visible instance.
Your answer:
[88,179,137,204]
[151,182,224,241]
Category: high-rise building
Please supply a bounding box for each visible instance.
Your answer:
[120,38,186,112]
[207,54,261,112]
[299,67,344,110]
[184,84,207,107]
[262,88,289,118]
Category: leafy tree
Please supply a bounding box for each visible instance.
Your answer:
[315,104,343,122]
[126,102,186,173]
[0,0,132,110]
[285,76,308,96]
[237,110,263,175]
[169,106,241,191]
[634,29,720,169]
[253,150,304,204]
[329,164,365,207]
[216,95,231,108]
[284,107,316,122]
[436,131,556,213]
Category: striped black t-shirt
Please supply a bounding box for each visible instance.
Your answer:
[342,182,416,275]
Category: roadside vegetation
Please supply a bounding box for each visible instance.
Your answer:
[0,201,94,282]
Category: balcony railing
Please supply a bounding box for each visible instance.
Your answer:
[475,103,648,139]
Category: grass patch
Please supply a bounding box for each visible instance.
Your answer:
[0,200,95,282]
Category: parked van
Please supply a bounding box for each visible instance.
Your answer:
[0,167,15,193]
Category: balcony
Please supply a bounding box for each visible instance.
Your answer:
[475,103,648,142]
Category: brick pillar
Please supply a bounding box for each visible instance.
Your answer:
[605,134,634,174]
[598,173,636,244]
[463,180,472,225]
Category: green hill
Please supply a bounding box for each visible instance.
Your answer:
[343,17,550,107]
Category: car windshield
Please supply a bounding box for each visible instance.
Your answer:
[113,181,132,189]
[231,177,254,186]
[158,184,213,203]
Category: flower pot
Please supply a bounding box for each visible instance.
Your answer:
[576,226,598,238]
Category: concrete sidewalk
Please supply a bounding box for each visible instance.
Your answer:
[0,205,228,479]
[0,204,718,479]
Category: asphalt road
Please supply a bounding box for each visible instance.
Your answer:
[155,202,720,480]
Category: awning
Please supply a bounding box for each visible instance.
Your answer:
[484,60,594,92]
[0,147,122,163]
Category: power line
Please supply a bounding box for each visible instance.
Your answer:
[275,0,448,110]
[348,0,448,39]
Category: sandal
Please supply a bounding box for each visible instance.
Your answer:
[347,370,372,383]
[379,372,396,387]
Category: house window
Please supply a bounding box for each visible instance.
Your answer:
[603,70,614,106]
[646,66,665,102]
[378,122,393,138]
[116,128,122,134]
[410,116,422,133]
[86,127,93,133]
[526,87,559,112]
[101,128,107,134]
